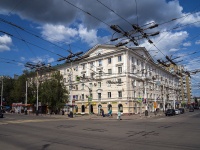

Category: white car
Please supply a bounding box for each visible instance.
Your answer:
[175,109,180,115]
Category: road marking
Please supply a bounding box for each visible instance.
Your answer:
[0,118,67,125]
[0,122,8,125]
[156,118,165,120]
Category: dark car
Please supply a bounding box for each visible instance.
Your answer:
[178,108,185,114]
[165,109,175,116]
[189,106,194,112]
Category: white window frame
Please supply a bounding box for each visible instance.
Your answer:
[108,92,111,98]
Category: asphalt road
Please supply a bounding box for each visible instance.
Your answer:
[0,110,200,150]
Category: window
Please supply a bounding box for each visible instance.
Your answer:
[91,73,95,78]
[89,83,93,88]
[107,80,111,87]
[108,92,111,98]
[132,66,136,73]
[98,60,102,66]
[108,69,112,75]
[98,93,101,100]
[64,70,67,75]
[82,74,85,79]
[73,95,79,100]
[90,62,94,68]
[132,57,134,63]
[108,58,112,64]
[118,55,122,62]
[98,82,101,88]
[82,64,85,70]
[137,59,139,65]
[118,91,122,98]
[118,66,122,74]
[75,85,78,90]
[99,71,103,76]
[75,65,78,71]
[81,83,84,90]
[81,94,84,100]
[118,78,122,84]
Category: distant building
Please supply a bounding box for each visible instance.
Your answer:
[166,64,192,105]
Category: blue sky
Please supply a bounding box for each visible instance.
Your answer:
[1,0,200,96]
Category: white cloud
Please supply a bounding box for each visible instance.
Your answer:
[140,30,189,59]
[0,34,12,52]
[183,42,191,47]
[20,57,26,61]
[195,40,200,45]
[78,24,98,46]
[78,25,109,46]
[41,24,109,47]
[41,24,78,43]
[179,12,200,27]
[169,48,179,52]
[47,57,54,63]
[29,55,55,65]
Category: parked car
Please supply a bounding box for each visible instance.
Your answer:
[165,109,175,116]
[194,106,199,109]
[175,109,181,115]
[178,108,185,114]
[189,106,194,112]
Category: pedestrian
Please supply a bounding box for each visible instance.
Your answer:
[102,109,105,117]
[117,111,122,120]
[108,109,112,117]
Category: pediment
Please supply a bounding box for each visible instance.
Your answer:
[84,45,116,57]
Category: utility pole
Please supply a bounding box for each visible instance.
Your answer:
[25,80,27,106]
[1,77,3,107]
[25,62,51,116]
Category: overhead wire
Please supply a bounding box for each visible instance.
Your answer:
[63,0,110,27]
[95,0,165,57]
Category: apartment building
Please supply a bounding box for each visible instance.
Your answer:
[166,64,192,106]
[56,45,180,115]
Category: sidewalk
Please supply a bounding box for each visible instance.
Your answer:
[38,111,164,120]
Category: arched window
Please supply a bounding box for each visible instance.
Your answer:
[118,104,123,112]
[98,104,102,115]
[81,105,85,112]
[108,104,112,111]
[75,106,78,113]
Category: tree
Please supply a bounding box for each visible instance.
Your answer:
[39,71,68,112]
[0,76,15,106]
[10,74,27,104]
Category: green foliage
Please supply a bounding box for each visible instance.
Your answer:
[39,71,68,111]
[10,74,27,104]
[0,76,15,106]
